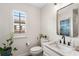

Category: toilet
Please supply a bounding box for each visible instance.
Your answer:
[30,46,42,56]
[30,38,49,56]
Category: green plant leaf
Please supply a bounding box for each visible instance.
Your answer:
[0,47,4,54]
[6,39,9,42]
[2,43,6,46]
[9,41,13,46]
[2,43,7,48]
[0,47,3,51]
[7,37,12,41]
[13,47,18,51]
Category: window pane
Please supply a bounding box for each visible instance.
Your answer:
[14,25,20,33]
[13,10,26,33]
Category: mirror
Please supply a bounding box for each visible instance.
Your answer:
[57,3,79,37]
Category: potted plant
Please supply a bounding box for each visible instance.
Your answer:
[39,34,47,39]
[0,33,17,56]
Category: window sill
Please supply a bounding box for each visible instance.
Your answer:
[13,33,27,39]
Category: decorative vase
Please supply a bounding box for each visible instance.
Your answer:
[1,47,12,56]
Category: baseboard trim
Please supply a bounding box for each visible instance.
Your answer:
[18,52,30,56]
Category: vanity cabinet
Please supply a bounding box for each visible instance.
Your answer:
[42,42,63,56]
[42,42,79,56]
[43,45,61,56]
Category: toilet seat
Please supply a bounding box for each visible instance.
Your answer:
[30,46,42,55]
[31,46,42,52]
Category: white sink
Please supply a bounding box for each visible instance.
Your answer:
[58,44,73,52]
[48,42,73,53]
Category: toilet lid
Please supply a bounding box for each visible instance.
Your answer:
[31,46,42,52]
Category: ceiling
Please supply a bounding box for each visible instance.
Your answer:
[28,3,49,8]
[28,3,58,8]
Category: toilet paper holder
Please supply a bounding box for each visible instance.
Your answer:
[26,42,29,45]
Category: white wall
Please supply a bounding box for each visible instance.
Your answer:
[0,3,41,56]
[41,4,56,41]
[41,3,79,46]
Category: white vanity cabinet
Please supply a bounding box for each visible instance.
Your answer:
[42,42,79,56]
[43,45,61,56]
[42,42,62,56]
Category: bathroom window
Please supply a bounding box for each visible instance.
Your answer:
[13,10,26,34]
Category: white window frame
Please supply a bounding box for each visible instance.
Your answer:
[13,10,27,38]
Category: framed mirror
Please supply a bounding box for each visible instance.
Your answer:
[56,3,79,37]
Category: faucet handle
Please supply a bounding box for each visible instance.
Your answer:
[68,39,72,46]
[59,40,62,43]
[68,42,71,46]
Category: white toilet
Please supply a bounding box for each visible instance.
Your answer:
[30,46,42,56]
[30,38,49,56]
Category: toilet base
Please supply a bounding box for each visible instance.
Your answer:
[31,51,43,56]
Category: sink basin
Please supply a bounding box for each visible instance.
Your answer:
[48,42,73,53]
[58,45,73,52]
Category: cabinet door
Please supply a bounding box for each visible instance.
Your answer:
[43,46,60,56]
